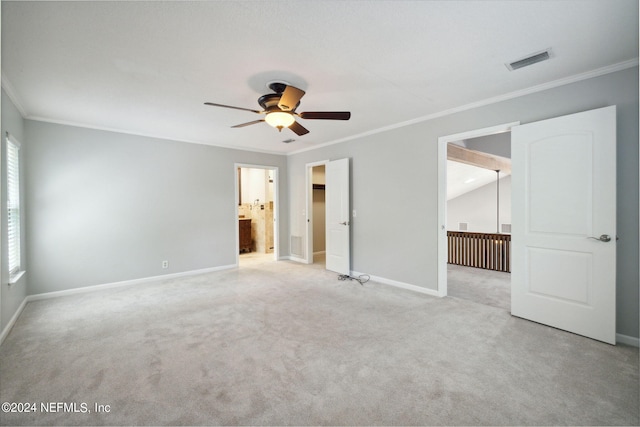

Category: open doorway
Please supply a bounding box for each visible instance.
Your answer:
[437,122,519,310]
[447,133,512,311]
[304,158,351,274]
[439,109,618,344]
[236,165,279,267]
[306,162,327,267]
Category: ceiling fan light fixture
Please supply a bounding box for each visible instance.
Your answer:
[265,111,295,130]
[205,83,350,137]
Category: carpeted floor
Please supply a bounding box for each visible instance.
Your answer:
[447,264,511,311]
[0,259,638,426]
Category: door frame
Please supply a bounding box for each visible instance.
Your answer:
[234,163,280,266]
[437,122,519,297]
[305,160,330,264]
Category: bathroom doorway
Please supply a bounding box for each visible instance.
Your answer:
[236,164,279,266]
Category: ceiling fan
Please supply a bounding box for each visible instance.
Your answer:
[204,82,350,136]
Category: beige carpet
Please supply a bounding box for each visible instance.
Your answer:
[447,264,511,311]
[1,259,638,426]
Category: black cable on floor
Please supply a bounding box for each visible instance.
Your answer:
[338,274,370,286]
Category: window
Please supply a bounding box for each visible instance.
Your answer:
[7,134,21,278]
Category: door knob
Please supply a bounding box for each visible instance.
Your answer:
[588,234,612,242]
[340,221,349,225]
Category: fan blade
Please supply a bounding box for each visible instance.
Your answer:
[204,102,261,114]
[231,119,265,128]
[299,111,351,120]
[278,85,306,111]
[289,121,310,136]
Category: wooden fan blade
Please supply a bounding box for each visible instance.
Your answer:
[299,111,351,120]
[289,121,310,136]
[231,119,265,128]
[278,85,306,111]
[204,102,262,114]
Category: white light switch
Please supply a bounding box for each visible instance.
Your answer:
[352,210,357,217]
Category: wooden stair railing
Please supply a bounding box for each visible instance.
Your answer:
[447,231,511,273]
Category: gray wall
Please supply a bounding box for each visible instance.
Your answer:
[3,67,638,341]
[462,132,512,158]
[1,89,28,332]
[24,120,288,295]
[287,66,639,339]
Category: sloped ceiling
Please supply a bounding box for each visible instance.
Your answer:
[447,131,512,200]
[1,1,638,154]
[447,161,508,201]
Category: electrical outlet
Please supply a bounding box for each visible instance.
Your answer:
[352,209,357,217]
[162,260,169,269]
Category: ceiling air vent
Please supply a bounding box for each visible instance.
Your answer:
[506,49,552,71]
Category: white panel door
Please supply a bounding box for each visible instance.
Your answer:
[325,158,350,275]
[511,106,616,344]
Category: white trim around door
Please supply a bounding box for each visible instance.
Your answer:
[437,122,520,297]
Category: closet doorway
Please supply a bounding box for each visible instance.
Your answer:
[235,164,279,266]
[306,162,327,267]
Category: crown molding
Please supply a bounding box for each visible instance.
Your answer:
[3,58,637,158]
[1,70,285,155]
[26,114,287,156]
[1,72,28,117]
[288,58,639,156]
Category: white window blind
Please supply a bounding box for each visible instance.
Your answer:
[7,134,21,275]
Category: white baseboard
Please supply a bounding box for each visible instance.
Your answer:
[0,265,236,347]
[286,255,309,264]
[0,297,28,346]
[349,270,639,347]
[27,264,237,302]
[4,264,637,350]
[350,270,440,298]
[616,333,640,347]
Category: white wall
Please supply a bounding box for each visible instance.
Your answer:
[287,66,639,339]
[267,170,274,202]
[240,167,269,205]
[24,120,288,295]
[448,176,511,233]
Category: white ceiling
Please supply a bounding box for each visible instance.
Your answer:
[1,1,638,154]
